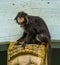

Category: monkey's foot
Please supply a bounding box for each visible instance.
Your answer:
[15,41,24,45]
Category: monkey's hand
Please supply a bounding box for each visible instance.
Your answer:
[15,41,26,48]
[15,38,24,45]
[18,38,24,42]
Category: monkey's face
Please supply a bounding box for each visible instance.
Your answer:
[17,17,25,24]
[15,11,28,25]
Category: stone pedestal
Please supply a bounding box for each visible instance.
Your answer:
[7,42,48,65]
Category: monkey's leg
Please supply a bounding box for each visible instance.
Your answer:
[36,34,51,65]
[36,34,50,43]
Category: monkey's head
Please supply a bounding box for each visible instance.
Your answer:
[14,11,28,25]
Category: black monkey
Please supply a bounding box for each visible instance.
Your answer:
[15,11,51,44]
[14,11,51,65]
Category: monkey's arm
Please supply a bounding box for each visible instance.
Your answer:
[17,32,27,42]
[24,33,33,44]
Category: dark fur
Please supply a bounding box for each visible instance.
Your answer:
[15,11,51,65]
[15,11,51,44]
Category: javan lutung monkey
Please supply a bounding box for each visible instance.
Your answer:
[14,11,51,65]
